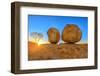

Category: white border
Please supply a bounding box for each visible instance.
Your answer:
[20,7,95,70]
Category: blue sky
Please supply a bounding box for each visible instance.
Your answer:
[28,15,88,43]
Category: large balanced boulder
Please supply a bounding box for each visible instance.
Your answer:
[62,24,82,43]
[47,28,60,44]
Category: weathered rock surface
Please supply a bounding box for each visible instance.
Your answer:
[47,28,60,44]
[62,24,82,43]
[28,42,88,60]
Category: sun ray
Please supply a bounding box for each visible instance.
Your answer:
[38,39,50,45]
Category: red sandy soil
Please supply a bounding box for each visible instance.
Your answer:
[28,41,88,60]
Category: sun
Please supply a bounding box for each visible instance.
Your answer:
[37,42,41,46]
[37,40,44,45]
[37,39,50,45]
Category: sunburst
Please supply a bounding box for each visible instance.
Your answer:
[38,39,49,45]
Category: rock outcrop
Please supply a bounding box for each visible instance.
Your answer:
[62,24,82,43]
[47,28,60,44]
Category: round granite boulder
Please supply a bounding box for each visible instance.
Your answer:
[47,28,60,44]
[62,24,82,43]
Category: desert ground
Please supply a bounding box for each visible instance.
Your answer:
[28,41,88,60]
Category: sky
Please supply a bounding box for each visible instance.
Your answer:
[28,15,88,44]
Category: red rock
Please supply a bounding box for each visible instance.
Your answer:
[47,28,60,44]
[62,24,82,43]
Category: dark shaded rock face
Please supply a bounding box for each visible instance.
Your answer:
[47,28,60,44]
[62,24,82,43]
